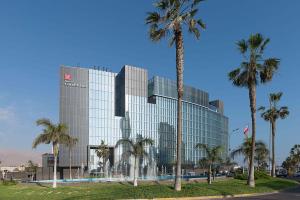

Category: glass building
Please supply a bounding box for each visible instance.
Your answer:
[59,65,228,174]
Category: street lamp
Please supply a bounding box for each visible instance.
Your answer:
[229,128,239,152]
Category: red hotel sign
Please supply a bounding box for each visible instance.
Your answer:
[64,73,72,81]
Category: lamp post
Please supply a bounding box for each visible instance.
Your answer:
[229,128,240,152]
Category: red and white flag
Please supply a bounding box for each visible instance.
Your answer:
[243,125,249,135]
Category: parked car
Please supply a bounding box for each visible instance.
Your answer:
[276,169,287,177]
[293,171,300,177]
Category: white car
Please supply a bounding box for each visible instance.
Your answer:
[293,171,300,177]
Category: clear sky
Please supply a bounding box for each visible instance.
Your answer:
[0,0,299,165]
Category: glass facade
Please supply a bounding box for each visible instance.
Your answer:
[59,65,228,171]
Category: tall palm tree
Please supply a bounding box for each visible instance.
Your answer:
[231,138,269,171]
[95,140,110,177]
[146,0,206,191]
[115,137,154,187]
[64,136,78,179]
[259,92,289,177]
[32,118,71,188]
[195,144,223,184]
[228,33,279,187]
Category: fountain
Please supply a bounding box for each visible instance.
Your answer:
[146,158,157,179]
[172,166,175,177]
[104,160,110,178]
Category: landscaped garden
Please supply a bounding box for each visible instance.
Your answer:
[0,178,298,200]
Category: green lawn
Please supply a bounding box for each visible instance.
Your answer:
[0,178,298,200]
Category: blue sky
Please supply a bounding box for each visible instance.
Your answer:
[0,0,299,165]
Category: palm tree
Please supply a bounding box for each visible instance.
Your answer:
[282,144,300,176]
[64,136,78,179]
[222,157,237,174]
[259,92,289,177]
[195,144,223,184]
[228,33,279,187]
[282,156,296,176]
[231,138,269,172]
[146,0,206,191]
[115,137,154,187]
[32,118,71,188]
[95,140,110,177]
[26,160,38,181]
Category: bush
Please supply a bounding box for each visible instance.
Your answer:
[234,170,270,180]
[234,173,248,180]
[2,180,18,186]
[255,170,270,179]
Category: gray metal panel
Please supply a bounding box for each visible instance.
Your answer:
[59,66,89,167]
[124,65,148,97]
[148,76,210,107]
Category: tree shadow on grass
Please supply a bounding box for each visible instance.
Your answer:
[256,180,299,192]
[35,183,51,188]
[207,186,234,196]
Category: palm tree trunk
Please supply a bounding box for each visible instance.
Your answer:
[271,121,276,177]
[69,147,72,179]
[248,84,256,187]
[208,164,212,184]
[53,144,57,188]
[133,156,138,187]
[174,27,184,192]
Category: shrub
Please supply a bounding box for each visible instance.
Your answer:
[234,170,270,180]
[2,180,18,186]
[234,173,248,180]
[255,170,270,179]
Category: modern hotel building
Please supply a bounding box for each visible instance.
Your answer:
[59,65,228,173]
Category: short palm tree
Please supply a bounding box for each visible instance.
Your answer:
[146,0,206,191]
[231,138,269,171]
[222,157,237,173]
[228,33,279,187]
[115,137,154,187]
[32,118,71,188]
[64,136,78,179]
[282,156,296,176]
[26,160,38,181]
[195,144,223,184]
[95,140,110,177]
[290,144,300,164]
[259,92,289,177]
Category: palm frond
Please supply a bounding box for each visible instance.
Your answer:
[236,39,248,54]
[154,0,169,11]
[140,138,154,146]
[230,148,244,159]
[192,0,205,8]
[260,58,280,83]
[196,19,206,29]
[248,33,264,50]
[146,12,161,24]
[195,143,208,150]
[146,0,205,43]
[260,38,270,54]
[270,92,283,103]
[257,106,265,111]
[279,106,289,119]
[149,27,168,41]
[115,138,134,149]
[36,118,52,127]
[32,132,51,148]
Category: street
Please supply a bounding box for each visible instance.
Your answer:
[227,178,300,200]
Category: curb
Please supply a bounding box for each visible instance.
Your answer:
[126,191,279,200]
